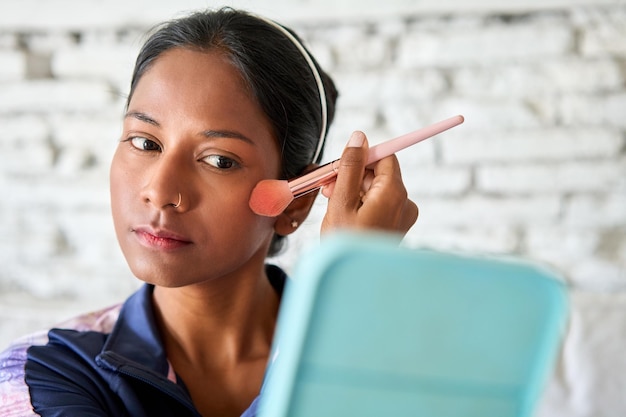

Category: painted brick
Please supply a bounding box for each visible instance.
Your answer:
[535,291,626,416]
[441,128,623,164]
[0,115,54,173]
[329,68,444,110]
[0,210,26,268]
[431,97,543,130]
[0,294,88,351]
[379,69,449,102]
[51,44,138,89]
[0,51,26,80]
[54,210,121,260]
[577,6,626,57]
[48,112,122,174]
[0,0,618,31]
[302,38,335,72]
[0,115,49,143]
[417,195,561,227]
[49,112,122,147]
[525,226,599,266]
[1,261,134,308]
[330,71,388,107]
[564,194,626,227]
[6,175,110,209]
[0,141,55,174]
[397,23,572,68]
[377,104,465,163]
[476,161,624,194]
[322,107,380,159]
[406,166,471,196]
[617,235,626,264]
[21,32,77,52]
[0,0,205,31]
[559,93,626,128]
[0,80,114,113]
[0,33,17,48]
[7,213,63,265]
[375,17,408,38]
[403,224,519,254]
[1,208,134,301]
[325,24,394,70]
[452,58,623,98]
[568,257,626,291]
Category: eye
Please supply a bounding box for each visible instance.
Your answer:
[130,137,161,152]
[203,155,240,170]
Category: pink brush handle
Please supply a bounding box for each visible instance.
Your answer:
[366,115,464,165]
[288,115,464,197]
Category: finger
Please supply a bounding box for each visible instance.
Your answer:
[358,155,413,229]
[362,169,374,192]
[361,155,405,207]
[322,168,372,199]
[399,199,419,233]
[327,131,369,213]
[321,182,334,198]
[371,152,402,179]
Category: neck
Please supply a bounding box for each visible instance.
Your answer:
[152,266,281,367]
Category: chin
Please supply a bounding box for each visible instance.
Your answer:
[126,260,186,288]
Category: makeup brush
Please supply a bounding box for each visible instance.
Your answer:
[249,114,464,217]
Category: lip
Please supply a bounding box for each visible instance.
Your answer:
[133,226,192,251]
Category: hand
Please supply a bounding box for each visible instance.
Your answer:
[320,131,418,236]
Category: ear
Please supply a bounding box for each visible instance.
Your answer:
[274,189,320,236]
[274,164,320,236]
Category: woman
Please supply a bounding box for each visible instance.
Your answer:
[1,8,418,416]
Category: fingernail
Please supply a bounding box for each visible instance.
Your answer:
[347,131,365,148]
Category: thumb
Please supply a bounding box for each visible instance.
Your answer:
[326,131,368,212]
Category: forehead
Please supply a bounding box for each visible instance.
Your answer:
[126,48,281,174]
[130,47,251,111]
[131,48,276,139]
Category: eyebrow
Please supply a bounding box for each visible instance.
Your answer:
[125,111,160,126]
[202,129,255,145]
[125,111,255,145]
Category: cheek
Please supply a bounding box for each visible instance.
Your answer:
[109,149,136,226]
[211,189,274,231]
[206,188,277,244]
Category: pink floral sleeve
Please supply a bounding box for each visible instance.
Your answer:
[0,304,122,415]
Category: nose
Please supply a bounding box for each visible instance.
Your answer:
[141,154,188,210]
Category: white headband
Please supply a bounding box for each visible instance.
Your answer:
[255,15,328,163]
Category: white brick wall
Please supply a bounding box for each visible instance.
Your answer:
[397,23,573,67]
[441,128,623,163]
[0,80,114,112]
[476,161,623,194]
[1,1,625,415]
[0,51,25,80]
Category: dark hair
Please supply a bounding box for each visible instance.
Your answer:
[127,7,338,256]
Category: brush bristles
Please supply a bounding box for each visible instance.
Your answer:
[249,180,294,217]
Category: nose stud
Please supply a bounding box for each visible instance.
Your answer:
[172,193,182,208]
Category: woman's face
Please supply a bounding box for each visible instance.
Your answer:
[110,48,281,287]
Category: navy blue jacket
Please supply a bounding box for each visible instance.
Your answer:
[24,265,286,417]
